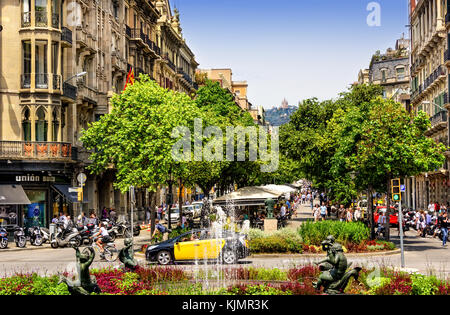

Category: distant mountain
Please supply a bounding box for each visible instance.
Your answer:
[265,105,298,126]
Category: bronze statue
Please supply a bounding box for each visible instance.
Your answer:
[59,247,101,295]
[119,238,138,271]
[313,236,361,295]
[264,198,275,219]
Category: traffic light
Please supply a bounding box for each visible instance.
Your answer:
[77,188,83,202]
[391,178,401,202]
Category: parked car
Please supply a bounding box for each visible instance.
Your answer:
[164,205,201,223]
[145,229,250,265]
[374,206,398,226]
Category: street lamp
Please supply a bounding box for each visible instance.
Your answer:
[421,101,448,112]
[64,71,87,84]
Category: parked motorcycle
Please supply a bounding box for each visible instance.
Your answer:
[27,226,43,246]
[77,223,97,246]
[51,222,82,248]
[14,226,27,248]
[40,227,50,244]
[0,227,8,249]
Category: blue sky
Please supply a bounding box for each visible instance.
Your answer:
[172,0,409,109]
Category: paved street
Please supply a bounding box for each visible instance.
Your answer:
[0,203,448,278]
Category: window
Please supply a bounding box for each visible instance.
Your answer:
[22,0,31,27]
[22,41,32,88]
[35,107,48,142]
[35,0,48,27]
[396,67,405,80]
[22,108,31,141]
[51,0,59,28]
[381,69,387,82]
[52,108,59,141]
[35,40,48,88]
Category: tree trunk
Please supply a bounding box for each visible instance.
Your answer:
[178,178,183,226]
[385,177,391,241]
[150,191,156,236]
[368,185,375,240]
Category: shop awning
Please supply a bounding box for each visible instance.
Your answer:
[0,185,31,205]
[213,186,282,206]
[52,184,89,203]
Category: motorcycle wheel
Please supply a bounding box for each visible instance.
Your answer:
[0,238,8,249]
[103,246,119,262]
[124,228,132,239]
[34,236,43,246]
[16,237,26,248]
[109,232,116,242]
[70,236,82,248]
[133,226,140,237]
[51,235,59,249]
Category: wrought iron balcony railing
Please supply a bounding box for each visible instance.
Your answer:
[430,110,448,127]
[63,82,77,100]
[61,27,72,45]
[0,141,74,160]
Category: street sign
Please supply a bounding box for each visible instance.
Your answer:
[69,187,82,193]
[77,173,87,185]
[400,185,406,192]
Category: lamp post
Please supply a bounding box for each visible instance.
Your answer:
[64,71,87,84]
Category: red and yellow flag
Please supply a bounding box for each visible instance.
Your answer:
[124,67,135,91]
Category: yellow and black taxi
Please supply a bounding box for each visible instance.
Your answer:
[145,229,250,265]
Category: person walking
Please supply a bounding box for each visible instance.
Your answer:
[438,210,448,247]
[320,203,327,221]
[346,209,353,223]
[109,208,117,223]
[338,205,346,222]
[314,205,321,222]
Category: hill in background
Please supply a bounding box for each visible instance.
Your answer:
[265,105,298,126]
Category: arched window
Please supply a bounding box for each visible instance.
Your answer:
[52,108,59,141]
[22,107,31,141]
[35,107,48,142]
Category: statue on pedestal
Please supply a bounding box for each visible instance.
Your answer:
[313,236,361,295]
[264,198,275,219]
[59,247,101,295]
[119,238,138,271]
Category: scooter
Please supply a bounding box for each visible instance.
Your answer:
[51,222,82,248]
[14,226,27,248]
[0,227,8,249]
[77,223,97,246]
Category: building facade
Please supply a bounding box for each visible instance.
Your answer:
[357,38,411,111]
[409,0,450,209]
[0,0,198,228]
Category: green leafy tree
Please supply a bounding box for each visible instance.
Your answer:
[80,75,202,193]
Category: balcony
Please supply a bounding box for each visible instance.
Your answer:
[22,12,31,27]
[430,111,448,128]
[61,27,72,46]
[446,12,450,24]
[131,29,146,42]
[62,82,77,100]
[423,65,446,92]
[0,141,75,161]
[35,11,48,27]
[163,53,176,72]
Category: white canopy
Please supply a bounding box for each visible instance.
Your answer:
[262,185,298,194]
[213,186,282,206]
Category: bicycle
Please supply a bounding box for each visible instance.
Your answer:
[87,236,119,262]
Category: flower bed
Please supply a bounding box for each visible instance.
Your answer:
[0,265,448,295]
[247,221,395,254]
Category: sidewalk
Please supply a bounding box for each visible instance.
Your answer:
[1,230,152,253]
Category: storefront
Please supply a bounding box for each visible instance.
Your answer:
[0,172,75,228]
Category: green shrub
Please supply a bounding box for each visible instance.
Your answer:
[248,228,303,254]
[298,220,370,246]
[410,274,439,295]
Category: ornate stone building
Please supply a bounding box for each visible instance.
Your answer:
[0,0,198,227]
[409,0,450,209]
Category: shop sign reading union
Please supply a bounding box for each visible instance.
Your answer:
[15,174,56,183]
